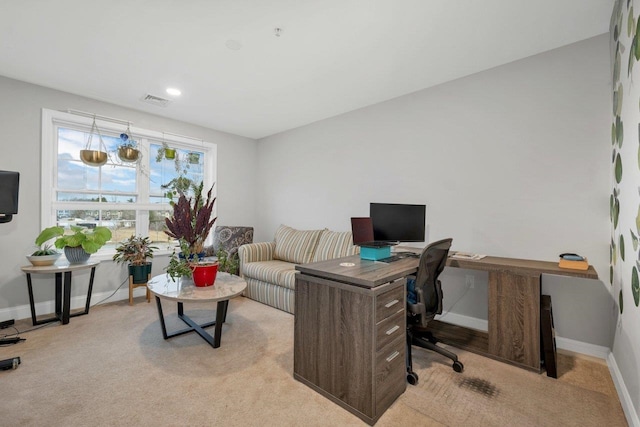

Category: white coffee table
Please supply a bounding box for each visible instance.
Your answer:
[147,272,247,348]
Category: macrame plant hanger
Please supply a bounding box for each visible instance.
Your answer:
[80,116,109,167]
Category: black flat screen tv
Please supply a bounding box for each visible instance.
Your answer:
[0,170,20,223]
[370,202,426,242]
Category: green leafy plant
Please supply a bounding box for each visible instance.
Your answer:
[164,182,216,255]
[161,176,195,205]
[216,248,239,275]
[31,243,59,256]
[165,240,194,281]
[36,225,112,254]
[113,235,157,266]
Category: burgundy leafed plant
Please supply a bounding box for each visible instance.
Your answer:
[164,182,217,255]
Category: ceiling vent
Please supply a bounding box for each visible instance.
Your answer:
[141,94,170,107]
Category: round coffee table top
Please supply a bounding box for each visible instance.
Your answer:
[147,272,247,303]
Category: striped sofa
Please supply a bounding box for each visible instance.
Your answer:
[238,224,359,314]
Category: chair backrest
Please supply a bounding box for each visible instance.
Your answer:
[408,238,453,328]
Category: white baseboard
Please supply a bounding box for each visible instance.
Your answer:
[0,287,140,323]
[608,352,640,427]
[554,336,610,360]
[435,311,489,331]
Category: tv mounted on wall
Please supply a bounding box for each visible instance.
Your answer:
[0,170,20,223]
[370,202,426,243]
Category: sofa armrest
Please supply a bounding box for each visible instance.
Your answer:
[239,242,276,277]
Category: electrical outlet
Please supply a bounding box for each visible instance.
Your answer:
[465,275,474,289]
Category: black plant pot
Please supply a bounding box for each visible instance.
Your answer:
[129,262,152,284]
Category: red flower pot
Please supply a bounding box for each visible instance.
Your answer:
[191,262,218,287]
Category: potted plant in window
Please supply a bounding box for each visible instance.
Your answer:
[112,235,157,283]
[117,131,140,163]
[155,141,183,174]
[165,239,219,286]
[26,242,61,267]
[164,181,217,258]
[164,182,218,286]
[35,225,112,264]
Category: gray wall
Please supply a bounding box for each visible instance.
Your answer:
[0,76,259,315]
[256,35,614,348]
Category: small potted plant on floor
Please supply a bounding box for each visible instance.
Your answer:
[35,225,112,264]
[113,235,157,283]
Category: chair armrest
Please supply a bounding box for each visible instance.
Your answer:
[238,242,276,277]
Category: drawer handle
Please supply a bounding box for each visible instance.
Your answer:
[386,351,400,363]
[384,299,399,308]
[385,325,400,335]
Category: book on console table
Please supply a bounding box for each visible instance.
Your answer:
[558,258,589,270]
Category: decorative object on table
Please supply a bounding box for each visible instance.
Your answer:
[113,235,158,304]
[165,239,218,287]
[26,243,61,267]
[558,253,588,270]
[80,117,109,167]
[116,123,140,163]
[164,181,217,256]
[35,225,113,264]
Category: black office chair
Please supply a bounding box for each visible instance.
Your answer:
[406,238,463,385]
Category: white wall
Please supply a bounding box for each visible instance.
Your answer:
[0,76,259,314]
[257,35,614,348]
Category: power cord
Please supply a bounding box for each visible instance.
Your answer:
[91,276,129,307]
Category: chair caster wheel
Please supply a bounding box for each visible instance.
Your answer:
[407,371,419,385]
[452,361,464,373]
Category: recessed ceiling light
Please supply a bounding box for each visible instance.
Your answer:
[166,88,181,96]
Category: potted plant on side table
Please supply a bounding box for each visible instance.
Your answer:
[164,182,218,286]
[113,235,157,305]
[34,225,112,264]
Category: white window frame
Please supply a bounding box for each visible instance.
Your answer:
[41,108,217,260]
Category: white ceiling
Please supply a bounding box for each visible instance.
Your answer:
[0,0,613,139]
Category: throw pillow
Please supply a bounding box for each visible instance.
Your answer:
[274,224,325,264]
[312,230,358,262]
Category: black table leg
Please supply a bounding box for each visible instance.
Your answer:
[54,273,62,317]
[154,297,229,348]
[26,274,37,325]
[61,271,72,325]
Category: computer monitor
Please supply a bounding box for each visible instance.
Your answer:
[370,203,426,243]
[0,170,19,223]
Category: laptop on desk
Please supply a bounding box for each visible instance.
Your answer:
[350,217,397,248]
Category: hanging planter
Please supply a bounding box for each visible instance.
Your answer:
[118,145,140,162]
[80,117,108,167]
[117,123,140,163]
[164,148,176,159]
[187,152,200,164]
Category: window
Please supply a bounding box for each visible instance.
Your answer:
[41,109,217,258]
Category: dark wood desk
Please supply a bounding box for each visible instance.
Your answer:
[295,251,598,389]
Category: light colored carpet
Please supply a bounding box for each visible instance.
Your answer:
[0,296,627,426]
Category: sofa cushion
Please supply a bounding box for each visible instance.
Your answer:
[312,230,358,262]
[242,260,297,290]
[273,224,325,264]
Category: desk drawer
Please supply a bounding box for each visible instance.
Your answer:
[375,283,405,323]
[375,336,406,416]
[376,310,405,351]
